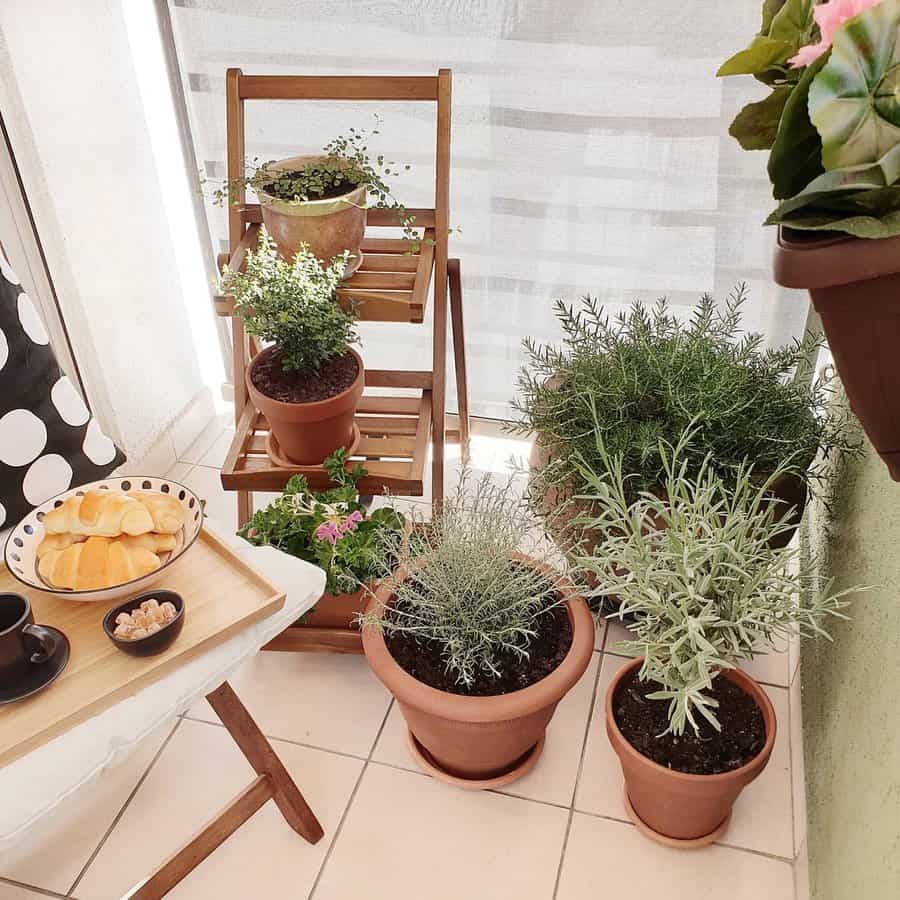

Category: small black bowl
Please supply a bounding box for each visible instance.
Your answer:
[102,590,185,657]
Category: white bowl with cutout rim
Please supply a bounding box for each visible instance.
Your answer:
[3,476,204,602]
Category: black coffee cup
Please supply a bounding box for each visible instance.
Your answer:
[0,593,58,687]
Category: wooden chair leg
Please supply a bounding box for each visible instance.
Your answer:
[206,682,324,843]
[126,681,323,898]
[237,490,253,530]
[448,258,470,464]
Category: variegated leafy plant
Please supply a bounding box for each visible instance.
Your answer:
[721,0,900,238]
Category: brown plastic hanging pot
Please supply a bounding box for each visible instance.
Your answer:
[606,657,776,847]
[774,226,900,480]
[246,345,365,466]
[362,557,595,788]
[257,155,367,276]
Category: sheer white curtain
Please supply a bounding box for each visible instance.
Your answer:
[168,0,808,420]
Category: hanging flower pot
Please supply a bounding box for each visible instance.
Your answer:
[257,155,367,277]
[774,227,900,479]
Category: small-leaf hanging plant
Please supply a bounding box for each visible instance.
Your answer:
[211,117,421,266]
[719,0,900,238]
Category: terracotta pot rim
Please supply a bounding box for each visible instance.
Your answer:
[257,154,367,211]
[605,656,777,785]
[246,345,364,414]
[362,554,595,723]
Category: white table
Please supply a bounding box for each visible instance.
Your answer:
[0,519,326,895]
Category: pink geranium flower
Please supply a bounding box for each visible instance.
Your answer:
[789,0,885,67]
[314,510,365,545]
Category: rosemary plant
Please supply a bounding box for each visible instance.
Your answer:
[361,472,573,690]
[220,228,357,373]
[514,286,859,508]
[573,430,856,737]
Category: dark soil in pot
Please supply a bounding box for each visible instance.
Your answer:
[262,173,359,201]
[613,668,765,775]
[385,602,573,697]
[251,350,359,404]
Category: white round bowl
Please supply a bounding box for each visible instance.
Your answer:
[3,476,204,603]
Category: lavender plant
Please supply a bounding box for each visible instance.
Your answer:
[573,429,857,736]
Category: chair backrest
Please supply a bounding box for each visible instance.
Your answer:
[223,68,451,260]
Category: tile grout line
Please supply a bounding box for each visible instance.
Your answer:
[66,718,183,898]
[306,698,395,900]
[0,875,68,899]
[550,809,576,900]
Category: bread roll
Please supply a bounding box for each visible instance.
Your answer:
[36,532,85,559]
[117,532,177,554]
[42,491,154,537]
[37,535,161,591]
[127,491,184,535]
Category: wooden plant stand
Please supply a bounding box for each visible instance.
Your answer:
[216,69,470,531]
[126,682,322,898]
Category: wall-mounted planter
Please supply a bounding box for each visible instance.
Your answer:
[774,227,900,481]
[257,155,367,275]
[606,657,776,847]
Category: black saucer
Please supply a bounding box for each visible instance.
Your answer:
[0,627,70,705]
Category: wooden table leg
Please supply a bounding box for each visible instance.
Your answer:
[125,681,323,899]
[448,258,470,464]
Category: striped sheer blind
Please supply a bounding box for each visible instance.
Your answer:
[168,0,808,420]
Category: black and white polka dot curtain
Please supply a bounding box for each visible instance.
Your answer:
[0,247,125,529]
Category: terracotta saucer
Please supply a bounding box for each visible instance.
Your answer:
[623,789,730,849]
[266,424,361,469]
[406,729,545,791]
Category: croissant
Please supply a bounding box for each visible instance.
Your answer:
[36,532,85,559]
[42,490,154,537]
[37,535,161,591]
[127,491,184,535]
[37,531,175,560]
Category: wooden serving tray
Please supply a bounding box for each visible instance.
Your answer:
[0,528,284,768]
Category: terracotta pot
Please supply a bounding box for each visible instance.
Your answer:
[606,657,776,844]
[362,557,595,784]
[246,345,364,466]
[299,586,366,630]
[774,226,900,481]
[258,155,367,275]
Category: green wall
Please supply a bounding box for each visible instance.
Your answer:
[802,439,900,899]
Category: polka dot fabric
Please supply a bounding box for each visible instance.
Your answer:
[0,247,124,528]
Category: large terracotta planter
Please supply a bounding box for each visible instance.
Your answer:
[246,345,364,466]
[774,226,900,481]
[362,558,594,787]
[258,155,367,275]
[606,657,776,846]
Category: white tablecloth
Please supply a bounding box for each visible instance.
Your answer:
[0,519,325,851]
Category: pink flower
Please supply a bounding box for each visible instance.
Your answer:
[314,510,365,544]
[789,0,885,67]
[339,510,364,534]
[315,521,340,545]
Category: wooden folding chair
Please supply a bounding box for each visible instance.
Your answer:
[215,69,470,527]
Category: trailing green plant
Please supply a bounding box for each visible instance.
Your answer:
[239,449,404,595]
[513,286,858,511]
[360,471,573,690]
[719,0,900,238]
[211,117,420,245]
[573,429,857,736]
[220,227,357,373]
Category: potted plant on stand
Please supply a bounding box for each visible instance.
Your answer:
[214,119,414,273]
[240,450,405,642]
[221,228,363,466]
[360,472,594,789]
[720,0,900,479]
[514,288,857,563]
[574,432,857,846]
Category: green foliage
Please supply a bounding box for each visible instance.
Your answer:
[212,117,419,245]
[513,287,858,508]
[721,0,900,237]
[220,228,357,373]
[573,430,856,736]
[238,449,404,595]
[809,0,900,170]
[360,471,573,691]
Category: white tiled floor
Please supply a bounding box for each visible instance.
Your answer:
[0,416,808,899]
